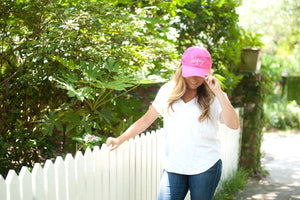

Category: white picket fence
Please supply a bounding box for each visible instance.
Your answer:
[0,118,241,200]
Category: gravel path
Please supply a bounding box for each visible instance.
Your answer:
[235,131,300,200]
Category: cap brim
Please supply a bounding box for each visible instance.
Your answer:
[182,65,209,78]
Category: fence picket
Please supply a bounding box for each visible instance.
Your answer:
[140,133,147,200]
[32,163,44,200]
[116,144,124,200]
[74,151,85,200]
[6,170,20,200]
[156,129,164,193]
[0,175,7,200]
[54,156,67,200]
[124,139,136,200]
[43,160,55,200]
[109,149,117,200]
[19,166,33,200]
[151,131,157,199]
[135,135,142,200]
[93,146,102,200]
[101,143,110,200]
[146,132,152,200]
[84,148,95,200]
[65,154,76,200]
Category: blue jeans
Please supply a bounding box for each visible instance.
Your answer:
[157,159,222,200]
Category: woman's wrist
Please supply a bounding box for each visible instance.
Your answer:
[214,89,224,98]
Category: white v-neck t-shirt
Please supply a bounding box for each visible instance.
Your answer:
[152,81,223,175]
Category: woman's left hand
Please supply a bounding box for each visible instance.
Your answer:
[205,75,222,94]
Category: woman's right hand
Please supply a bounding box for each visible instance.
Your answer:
[106,137,122,151]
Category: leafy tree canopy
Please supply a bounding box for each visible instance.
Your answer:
[0,0,242,176]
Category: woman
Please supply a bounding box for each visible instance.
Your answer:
[106,46,240,200]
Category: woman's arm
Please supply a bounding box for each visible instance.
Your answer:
[106,105,160,150]
[215,91,240,130]
[205,76,240,130]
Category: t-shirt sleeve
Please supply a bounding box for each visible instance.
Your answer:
[152,81,174,116]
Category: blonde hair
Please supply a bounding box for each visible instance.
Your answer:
[167,64,215,122]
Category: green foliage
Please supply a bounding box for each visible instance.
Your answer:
[239,28,264,48]
[214,168,249,200]
[73,133,103,151]
[174,0,242,93]
[238,0,300,70]
[0,0,242,177]
[231,72,267,177]
[265,99,300,130]
[260,53,300,130]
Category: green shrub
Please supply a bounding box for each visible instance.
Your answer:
[214,168,249,200]
[261,53,300,130]
[264,99,300,130]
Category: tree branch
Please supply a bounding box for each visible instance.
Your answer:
[0,61,26,86]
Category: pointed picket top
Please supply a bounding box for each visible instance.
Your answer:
[19,166,33,200]
[101,141,111,152]
[134,134,141,141]
[93,145,101,165]
[54,156,64,167]
[44,159,54,172]
[65,153,74,165]
[6,170,20,200]
[0,174,7,200]
[146,131,151,138]
[84,147,93,167]
[93,145,101,162]
[93,145,100,152]
[75,150,84,161]
[84,147,92,158]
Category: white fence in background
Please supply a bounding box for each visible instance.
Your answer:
[0,117,241,200]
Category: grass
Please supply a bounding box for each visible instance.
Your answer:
[214,168,249,200]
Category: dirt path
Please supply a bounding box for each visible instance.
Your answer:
[235,131,300,200]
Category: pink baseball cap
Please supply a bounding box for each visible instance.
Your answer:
[181,46,212,78]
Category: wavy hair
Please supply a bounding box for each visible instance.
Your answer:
[167,64,215,122]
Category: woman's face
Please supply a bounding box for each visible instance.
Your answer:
[184,76,205,90]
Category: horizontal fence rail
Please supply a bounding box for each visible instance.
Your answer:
[1,110,241,200]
